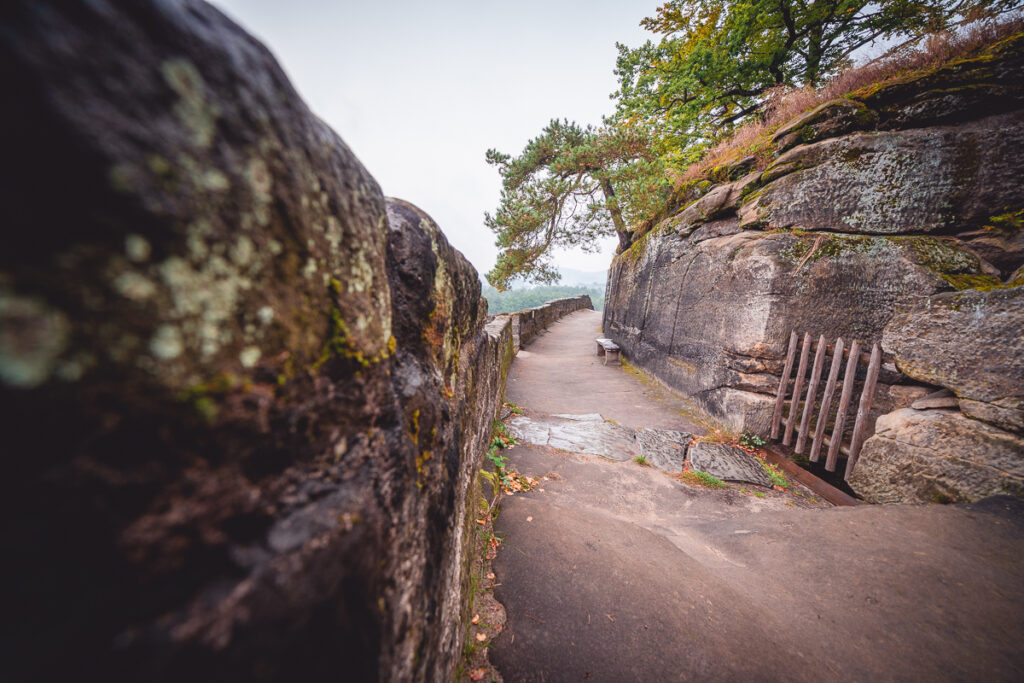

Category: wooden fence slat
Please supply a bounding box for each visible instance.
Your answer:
[783,332,812,446]
[770,331,799,440]
[825,339,861,472]
[810,338,844,463]
[845,343,882,480]
[795,334,827,454]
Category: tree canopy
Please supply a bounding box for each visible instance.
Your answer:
[484,120,664,289]
[485,0,1019,286]
[613,0,1014,164]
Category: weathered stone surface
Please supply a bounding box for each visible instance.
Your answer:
[959,226,1024,278]
[741,111,1024,234]
[672,172,760,233]
[635,428,691,472]
[604,229,971,433]
[0,2,515,681]
[688,442,772,486]
[772,99,877,153]
[849,409,1024,504]
[883,286,1024,432]
[853,33,1024,130]
[606,32,1024,506]
[508,414,640,461]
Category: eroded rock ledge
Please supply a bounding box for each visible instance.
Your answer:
[0,1,585,680]
[604,32,1024,504]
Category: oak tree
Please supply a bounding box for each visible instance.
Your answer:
[613,0,1014,163]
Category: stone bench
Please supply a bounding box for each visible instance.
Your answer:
[595,338,621,366]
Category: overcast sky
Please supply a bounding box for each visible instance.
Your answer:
[210,0,655,279]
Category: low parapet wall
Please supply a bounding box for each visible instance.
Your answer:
[495,295,593,352]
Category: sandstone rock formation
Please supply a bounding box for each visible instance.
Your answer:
[882,285,1024,434]
[604,32,1024,503]
[0,1,530,680]
[848,409,1024,503]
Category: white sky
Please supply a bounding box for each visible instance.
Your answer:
[210,0,655,278]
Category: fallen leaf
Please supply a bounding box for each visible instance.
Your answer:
[476,519,486,525]
[475,633,487,642]
[471,614,480,624]
[469,668,487,681]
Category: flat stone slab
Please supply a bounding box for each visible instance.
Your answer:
[509,414,639,461]
[635,428,691,473]
[688,441,772,487]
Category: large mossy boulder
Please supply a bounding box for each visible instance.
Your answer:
[740,111,1024,235]
[0,1,510,680]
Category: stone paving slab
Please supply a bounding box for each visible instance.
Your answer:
[508,414,639,461]
[689,441,773,486]
[635,428,691,472]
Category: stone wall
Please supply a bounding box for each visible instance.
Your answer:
[0,1,545,680]
[603,32,1024,504]
[495,295,593,352]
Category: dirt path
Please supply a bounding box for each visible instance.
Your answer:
[490,309,1024,681]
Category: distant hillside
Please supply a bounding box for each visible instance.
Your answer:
[505,266,607,290]
[553,267,607,287]
[484,283,605,314]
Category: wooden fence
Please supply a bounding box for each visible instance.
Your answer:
[769,331,883,481]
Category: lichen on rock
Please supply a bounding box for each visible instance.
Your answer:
[0,2,518,681]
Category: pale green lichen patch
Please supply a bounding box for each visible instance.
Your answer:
[157,253,253,358]
[246,156,274,227]
[257,306,275,325]
[125,234,152,262]
[230,236,254,267]
[779,233,878,262]
[0,290,71,387]
[161,58,219,149]
[202,169,230,192]
[302,257,318,280]
[348,250,373,293]
[889,236,1005,291]
[114,271,157,301]
[150,324,184,360]
[239,346,261,368]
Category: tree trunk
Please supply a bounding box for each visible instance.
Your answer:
[600,178,632,250]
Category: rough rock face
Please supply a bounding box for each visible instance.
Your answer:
[882,286,1024,433]
[848,409,1024,504]
[0,2,514,680]
[604,32,1024,502]
[740,111,1024,235]
[848,285,1024,503]
[605,229,964,433]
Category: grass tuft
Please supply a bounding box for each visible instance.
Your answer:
[679,469,727,489]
